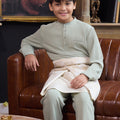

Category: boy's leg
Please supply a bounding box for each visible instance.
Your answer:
[41,89,68,120]
[71,92,94,120]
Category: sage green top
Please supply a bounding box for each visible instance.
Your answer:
[20,18,103,81]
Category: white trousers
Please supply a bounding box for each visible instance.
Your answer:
[41,89,94,120]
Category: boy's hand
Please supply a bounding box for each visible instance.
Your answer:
[71,74,88,89]
[25,54,39,71]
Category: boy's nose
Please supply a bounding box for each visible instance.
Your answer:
[60,5,66,10]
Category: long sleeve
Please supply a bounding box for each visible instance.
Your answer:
[82,27,104,81]
[19,26,44,56]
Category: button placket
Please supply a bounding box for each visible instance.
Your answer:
[63,24,66,48]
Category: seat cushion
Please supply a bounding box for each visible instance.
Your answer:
[20,80,120,116]
[95,80,120,117]
[20,85,43,109]
[19,84,75,113]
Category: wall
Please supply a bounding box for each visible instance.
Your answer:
[0,21,44,102]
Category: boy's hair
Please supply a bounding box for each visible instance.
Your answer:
[49,0,76,4]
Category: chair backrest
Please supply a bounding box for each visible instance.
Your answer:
[99,38,120,81]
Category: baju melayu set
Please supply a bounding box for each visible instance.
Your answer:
[20,18,103,120]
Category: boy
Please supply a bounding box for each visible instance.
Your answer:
[20,0,103,120]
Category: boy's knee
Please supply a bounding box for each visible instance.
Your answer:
[72,92,94,113]
[73,92,92,105]
[42,89,64,105]
[46,89,61,99]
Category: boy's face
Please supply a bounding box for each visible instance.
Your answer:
[49,0,76,23]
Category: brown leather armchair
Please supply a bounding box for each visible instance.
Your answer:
[7,38,120,120]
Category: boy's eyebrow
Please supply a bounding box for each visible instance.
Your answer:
[62,0,72,2]
[54,0,72,3]
[66,0,72,1]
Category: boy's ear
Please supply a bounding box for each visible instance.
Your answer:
[49,3,53,11]
[73,2,76,10]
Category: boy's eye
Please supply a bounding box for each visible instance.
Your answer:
[55,3,60,6]
[66,2,71,5]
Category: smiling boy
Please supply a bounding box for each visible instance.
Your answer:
[20,0,103,120]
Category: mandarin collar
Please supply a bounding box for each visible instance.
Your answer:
[56,17,76,25]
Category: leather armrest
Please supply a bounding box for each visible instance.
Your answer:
[7,52,25,113]
[7,49,54,114]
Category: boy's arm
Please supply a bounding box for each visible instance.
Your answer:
[71,27,103,88]
[82,27,104,81]
[19,26,44,56]
[20,26,44,71]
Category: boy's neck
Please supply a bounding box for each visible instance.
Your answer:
[57,17,75,24]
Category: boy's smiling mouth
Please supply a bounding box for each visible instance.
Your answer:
[59,12,68,16]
